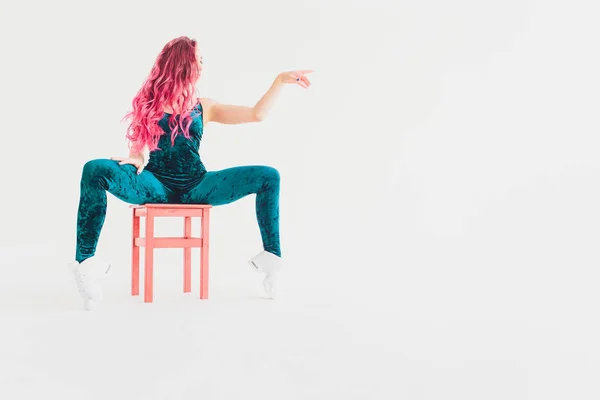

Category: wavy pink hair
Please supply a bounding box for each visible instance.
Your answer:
[124,36,202,153]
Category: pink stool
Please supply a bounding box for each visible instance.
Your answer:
[130,204,212,303]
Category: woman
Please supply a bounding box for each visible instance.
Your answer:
[68,36,312,310]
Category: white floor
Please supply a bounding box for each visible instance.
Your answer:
[0,258,599,400]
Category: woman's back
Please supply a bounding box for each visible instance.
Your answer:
[144,102,207,193]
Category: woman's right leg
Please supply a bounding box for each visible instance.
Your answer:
[179,166,281,256]
[75,158,172,263]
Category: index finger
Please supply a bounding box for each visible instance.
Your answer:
[295,70,314,74]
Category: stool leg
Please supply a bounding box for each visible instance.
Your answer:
[144,210,155,303]
[183,216,192,293]
[132,209,141,296]
[200,208,210,299]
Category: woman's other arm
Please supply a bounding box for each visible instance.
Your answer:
[201,70,312,125]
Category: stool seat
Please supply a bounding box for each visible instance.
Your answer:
[132,204,210,208]
[130,203,212,303]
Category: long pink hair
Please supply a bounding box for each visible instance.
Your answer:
[124,36,202,153]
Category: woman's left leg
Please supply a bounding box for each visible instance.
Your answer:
[179,165,281,257]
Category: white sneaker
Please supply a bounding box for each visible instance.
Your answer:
[68,257,112,310]
[248,251,284,298]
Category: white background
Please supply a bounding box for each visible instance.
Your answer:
[1,0,599,398]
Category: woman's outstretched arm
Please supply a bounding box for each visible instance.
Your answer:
[201,70,312,125]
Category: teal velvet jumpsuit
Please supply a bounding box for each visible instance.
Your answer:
[75,103,281,262]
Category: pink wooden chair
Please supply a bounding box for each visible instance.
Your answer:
[130,204,212,303]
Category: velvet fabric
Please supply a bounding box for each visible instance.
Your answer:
[75,103,281,262]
